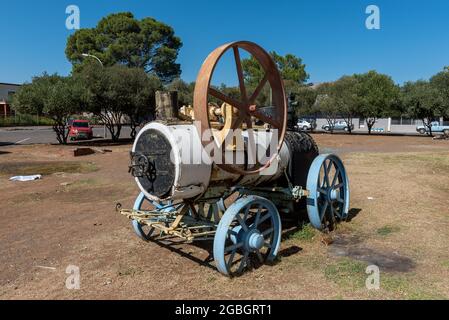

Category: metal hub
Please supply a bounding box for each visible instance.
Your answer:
[247,231,265,251]
[326,187,338,202]
[231,226,265,251]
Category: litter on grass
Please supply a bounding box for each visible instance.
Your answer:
[9,174,42,182]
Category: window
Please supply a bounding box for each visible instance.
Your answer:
[391,117,416,125]
[359,117,365,128]
[73,122,89,128]
[391,117,401,125]
[401,118,413,125]
[7,91,15,102]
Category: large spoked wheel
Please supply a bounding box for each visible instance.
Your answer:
[131,192,174,241]
[306,154,350,230]
[213,195,282,276]
[194,41,287,175]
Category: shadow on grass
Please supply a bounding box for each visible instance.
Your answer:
[346,208,362,222]
[127,206,362,276]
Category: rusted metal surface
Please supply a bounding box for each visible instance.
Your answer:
[193,41,287,175]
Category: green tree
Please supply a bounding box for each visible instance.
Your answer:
[430,68,449,117]
[288,85,318,130]
[291,86,318,117]
[167,78,195,108]
[123,72,162,139]
[401,80,444,136]
[76,63,161,141]
[331,76,361,134]
[12,74,82,144]
[66,12,182,83]
[354,71,399,134]
[311,83,339,133]
[242,52,309,87]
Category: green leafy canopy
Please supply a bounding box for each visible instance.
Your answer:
[66,12,182,83]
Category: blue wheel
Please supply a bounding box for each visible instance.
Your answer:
[213,195,282,276]
[306,154,350,230]
[131,192,173,241]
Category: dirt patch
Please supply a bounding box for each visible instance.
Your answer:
[0,161,97,176]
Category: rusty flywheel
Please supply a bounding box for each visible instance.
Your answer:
[193,41,287,175]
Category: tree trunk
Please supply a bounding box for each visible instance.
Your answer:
[130,121,137,140]
[344,118,353,134]
[366,118,376,135]
[98,111,123,142]
[52,122,68,145]
[326,118,335,134]
[423,118,433,137]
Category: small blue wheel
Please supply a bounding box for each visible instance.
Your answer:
[213,195,282,276]
[131,192,173,241]
[306,154,350,230]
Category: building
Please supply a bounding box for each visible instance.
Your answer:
[0,82,21,117]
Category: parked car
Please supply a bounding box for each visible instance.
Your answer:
[322,121,354,132]
[296,119,315,131]
[69,120,93,140]
[416,121,449,135]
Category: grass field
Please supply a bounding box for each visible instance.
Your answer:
[0,134,448,299]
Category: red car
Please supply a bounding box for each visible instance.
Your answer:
[69,120,93,140]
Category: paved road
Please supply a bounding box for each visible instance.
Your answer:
[0,125,133,145]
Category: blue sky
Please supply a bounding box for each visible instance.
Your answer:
[1,0,449,85]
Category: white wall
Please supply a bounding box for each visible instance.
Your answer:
[0,83,21,102]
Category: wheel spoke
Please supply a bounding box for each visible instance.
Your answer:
[334,205,343,219]
[236,214,249,232]
[249,73,269,104]
[225,242,243,253]
[323,161,330,187]
[254,206,262,227]
[329,204,335,220]
[258,212,271,225]
[209,87,246,112]
[318,187,327,194]
[243,205,251,222]
[233,46,248,103]
[262,227,274,237]
[331,167,340,187]
[264,241,272,248]
[320,201,328,221]
[237,251,249,273]
[226,250,237,270]
[229,112,247,131]
[249,109,280,128]
[337,197,345,204]
[256,251,264,263]
[334,182,344,189]
[246,127,258,166]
